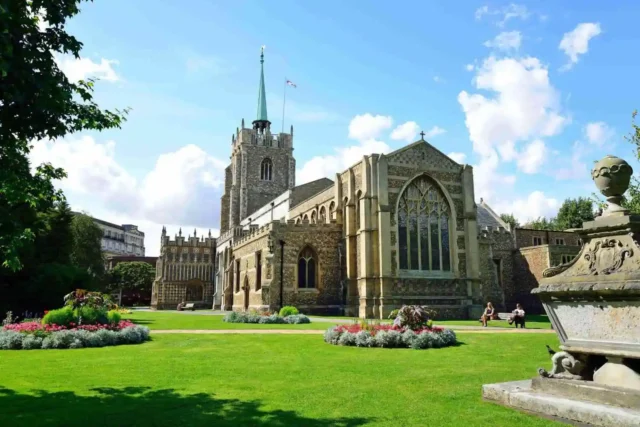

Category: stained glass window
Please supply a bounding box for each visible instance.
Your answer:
[396,175,452,272]
[298,246,317,288]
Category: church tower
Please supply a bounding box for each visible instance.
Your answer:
[220,47,296,232]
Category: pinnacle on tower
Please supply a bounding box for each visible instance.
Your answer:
[179,227,182,237]
[253,45,270,131]
[194,228,197,237]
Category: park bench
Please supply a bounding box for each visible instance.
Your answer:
[497,312,525,328]
[184,303,195,311]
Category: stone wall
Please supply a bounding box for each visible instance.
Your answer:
[513,245,550,314]
[229,220,343,315]
[477,230,514,311]
[289,185,335,221]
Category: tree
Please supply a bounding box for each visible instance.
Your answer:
[70,213,105,279]
[108,262,155,305]
[523,217,557,230]
[0,1,128,271]
[499,213,520,229]
[555,197,594,230]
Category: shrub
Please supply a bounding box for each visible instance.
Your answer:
[393,305,435,331]
[324,324,456,350]
[279,306,299,317]
[283,314,310,324]
[75,306,108,325]
[223,312,310,324]
[42,307,75,327]
[387,309,399,320]
[107,310,122,325]
[0,325,150,350]
[64,289,114,310]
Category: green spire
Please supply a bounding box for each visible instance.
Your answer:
[256,46,268,122]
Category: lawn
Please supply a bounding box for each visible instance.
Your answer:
[124,311,552,331]
[123,311,330,330]
[0,333,561,426]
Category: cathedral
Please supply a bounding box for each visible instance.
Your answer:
[151,49,581,319]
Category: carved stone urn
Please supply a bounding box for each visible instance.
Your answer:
[592,155,633,216]
[535,155,640,392]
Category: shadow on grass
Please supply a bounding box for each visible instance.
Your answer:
[128,319,155,325]
[0,386,371,427]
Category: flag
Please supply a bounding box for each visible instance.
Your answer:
[286,80,297,88]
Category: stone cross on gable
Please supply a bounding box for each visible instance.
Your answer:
[420,131,425,140]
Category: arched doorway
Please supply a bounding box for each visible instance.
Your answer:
[243,276,250,311]
[185,279,204,302]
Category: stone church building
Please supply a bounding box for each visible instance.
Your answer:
[151,49,581,318]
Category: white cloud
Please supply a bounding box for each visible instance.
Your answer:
[424,126,447,138]
[458,54,565,219]
[297,139,391,185]
[554,141,589,180]
[433,76,445,83]
[465,64,475,72]
[559,23,602,70]
[484,31,522,51]
[493,191,560,223]
[29,137,226,230]
[54,55,120,83]
[475,4,531,27]
[448,152,467,164]
[584,121,614,146]
[297,114,395,184]
[391,121,420,142]
[348,114,393,140]
[516,139,547,174]
[458,56,566,161]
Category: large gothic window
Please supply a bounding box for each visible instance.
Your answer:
[397,175,452,272]
[260,158,273,181]
[297,246,317,288]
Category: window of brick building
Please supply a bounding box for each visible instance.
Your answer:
[533,237,543,246]
[555,238,565,245]
[561,254,574,264]
[297,246,317,288]
[260,158,273,181]
[493,259,503,288]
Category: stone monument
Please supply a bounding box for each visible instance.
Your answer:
[483,155,640,426]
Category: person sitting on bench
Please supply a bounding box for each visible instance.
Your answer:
[508,303,526,328]
[177,301,186,311]
[479,302,498,327]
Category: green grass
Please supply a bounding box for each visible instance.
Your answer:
[123,311,552,331]
[0,333,561,426]
[437,315,552,330]
[123,311,330,330]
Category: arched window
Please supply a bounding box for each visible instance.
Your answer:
[302,214,309,222]
[311,211,317,224]
[297,246,317,288]
[319,206,327,223]
[260,158,273,181]
[329,202,335,220]
[397,175,452,272]
[295,218,301,224]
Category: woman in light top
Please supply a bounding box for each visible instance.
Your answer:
[480,302,496,327]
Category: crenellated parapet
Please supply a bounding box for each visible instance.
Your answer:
[478,225,509,241]
[160,227,216,252]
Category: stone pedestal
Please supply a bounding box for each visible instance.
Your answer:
[483,378,640,427]
[483,155,640,425]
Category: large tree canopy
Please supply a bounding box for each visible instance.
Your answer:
[555,197,595,230]
[0,0,128,271]
[70,213,105,278]
[108,262,155,294]
[499,213,520,229]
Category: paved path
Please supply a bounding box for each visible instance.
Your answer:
[152,328,555,334]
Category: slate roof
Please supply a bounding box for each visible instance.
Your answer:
[477,202,508,229]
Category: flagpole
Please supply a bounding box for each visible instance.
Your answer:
[281,77,287,134]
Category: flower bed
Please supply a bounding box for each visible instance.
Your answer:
[223,311,311,324]
[0,321,149,350]
[324,324,457,349]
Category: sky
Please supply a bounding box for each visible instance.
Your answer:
[29,1,640,256]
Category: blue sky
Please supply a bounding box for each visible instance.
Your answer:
[30,1,640,255]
